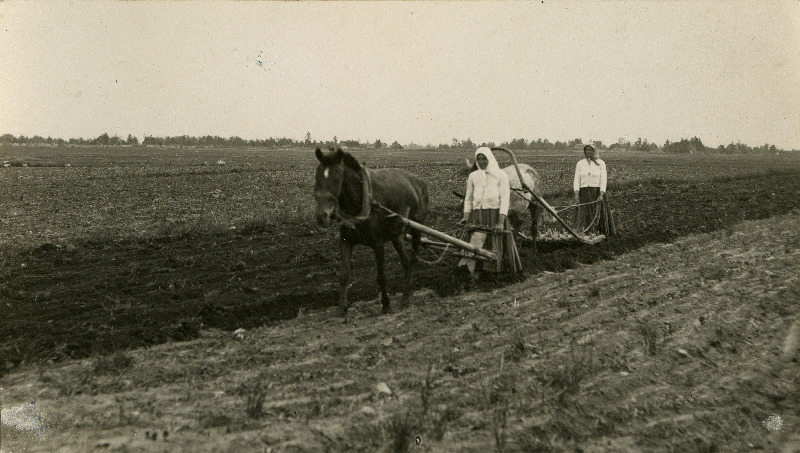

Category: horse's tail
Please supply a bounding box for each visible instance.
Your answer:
[409,173,430,224]
[419,180,430,222]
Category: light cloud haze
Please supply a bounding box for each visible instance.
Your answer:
[1,1,799,149]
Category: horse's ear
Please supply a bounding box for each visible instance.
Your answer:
[315,147,324,162]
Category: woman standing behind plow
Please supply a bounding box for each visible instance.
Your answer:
[573,144,617,236]
[459,147,522,276]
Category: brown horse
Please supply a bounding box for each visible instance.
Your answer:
[314,148,429,318]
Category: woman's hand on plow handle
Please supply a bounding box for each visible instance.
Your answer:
[494,214,507,232]
[459,213,470,225]
[597,191,605,202]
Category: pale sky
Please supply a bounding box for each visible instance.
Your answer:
[1,1,799,149]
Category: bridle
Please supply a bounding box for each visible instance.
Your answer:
[323,162,373,229]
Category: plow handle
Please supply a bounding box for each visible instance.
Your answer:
[491,147,593,245]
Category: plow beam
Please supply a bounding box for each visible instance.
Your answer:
[399,217,497,262]
[405,234,494,261]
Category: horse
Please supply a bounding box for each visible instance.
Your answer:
[314,147,429,319]
[462,157,544,245]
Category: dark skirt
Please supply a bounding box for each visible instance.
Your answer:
[460,208,521,273]
[575,187,617,236]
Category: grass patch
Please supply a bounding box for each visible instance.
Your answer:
[538,346,600,402]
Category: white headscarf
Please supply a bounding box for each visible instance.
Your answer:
[474,147,504,186]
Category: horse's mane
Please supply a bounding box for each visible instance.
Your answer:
[341,152,361,172]
[316,147,362,172]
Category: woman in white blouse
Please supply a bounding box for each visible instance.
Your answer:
[459,147,521,274]
[573,144,616,236]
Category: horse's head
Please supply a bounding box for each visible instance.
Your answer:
[461,157,478,177]
[313,147,345,227]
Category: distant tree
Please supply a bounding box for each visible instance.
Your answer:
[503,138,528,150]
[530,138,553,151]
[567,138,583,149]
[305,132,312,145]
[96,133,110,145]
[664,137,706,154]
[390,141,403,149]
[374,139,384,149]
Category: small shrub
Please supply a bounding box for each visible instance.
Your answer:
[637,319,662,356]
[386,411,417,453]
[429,406,461,442]
[504,332,529,363]
[419,365,436,421]
[245,386,267,419]
[239,378,268,419]
[487,374,517,452]
[538,346,598,402]
[516,427,553,452]
[706,317,748,353]
[39,368,97,397]
[94,351,134,375]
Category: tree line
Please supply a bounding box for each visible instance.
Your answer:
[0,132,794,154]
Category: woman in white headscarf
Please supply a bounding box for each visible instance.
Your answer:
[459,147,521,274]
[573,144,616,236]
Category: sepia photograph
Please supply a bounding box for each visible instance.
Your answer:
[1,1,799,451]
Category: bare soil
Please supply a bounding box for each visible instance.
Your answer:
[1,149,799,451]
[2,209,798,452]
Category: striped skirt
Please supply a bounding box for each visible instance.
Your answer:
[459,208,521,273]
[575,187,617,236]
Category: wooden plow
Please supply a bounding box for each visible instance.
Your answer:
[382,147,604,270]
[490,147,604,246]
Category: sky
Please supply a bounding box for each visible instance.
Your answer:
[1,1,799,150]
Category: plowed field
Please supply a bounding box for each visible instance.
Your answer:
[1,147,799,450]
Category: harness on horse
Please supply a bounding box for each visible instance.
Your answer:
[335,164,373,229]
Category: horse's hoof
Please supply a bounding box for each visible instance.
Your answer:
[382,305,393,315]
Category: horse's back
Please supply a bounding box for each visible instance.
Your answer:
[370,168,429,221]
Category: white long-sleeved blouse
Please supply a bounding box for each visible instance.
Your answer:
[573,158,607,192]
[464,170,511,216]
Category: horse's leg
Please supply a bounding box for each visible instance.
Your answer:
[407,230,422,302]
[373,243,392,314]
[507,210,522,240]
[337,240,353,319]
[391,235,412,308]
